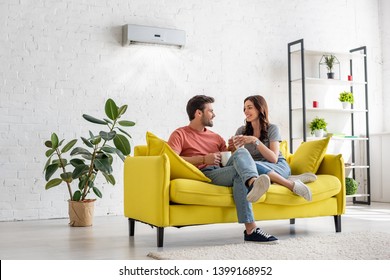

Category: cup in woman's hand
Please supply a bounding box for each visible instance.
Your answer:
[220,151,232,166]
[233,135,243,149]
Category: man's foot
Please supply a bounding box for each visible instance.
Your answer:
[292,180,313,201]
[246,174,270,203]
[288,172,317,183]
[244,227,279,244]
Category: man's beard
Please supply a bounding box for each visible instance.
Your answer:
[201,116,213,127]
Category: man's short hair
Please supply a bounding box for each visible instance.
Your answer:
[186,95,215,121]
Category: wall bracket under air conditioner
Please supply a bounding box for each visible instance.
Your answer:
[122,24,186,48]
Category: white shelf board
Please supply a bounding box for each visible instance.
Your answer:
[291,77,367,86]
[291,49,366,59]
[292,108,368,113]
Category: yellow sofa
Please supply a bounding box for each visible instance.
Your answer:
[124,135,345,247]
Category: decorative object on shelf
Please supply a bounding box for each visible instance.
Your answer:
[313,101,318,108]
[348,75,353,81]
[338,91,354,109]
[319,54,339,79]
[43,99,135,226]
[309,116,327,137]
[345,177,358,195]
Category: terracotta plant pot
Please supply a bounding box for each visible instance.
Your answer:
[68,199,96,227]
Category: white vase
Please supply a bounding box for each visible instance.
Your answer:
[342,102,350,109]
[314,129,324,138]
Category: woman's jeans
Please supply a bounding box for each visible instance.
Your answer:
[201,148,259,224]
[255,158,291,178]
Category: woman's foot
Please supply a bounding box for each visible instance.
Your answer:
[288,172,317,183]
[292,180,312,201]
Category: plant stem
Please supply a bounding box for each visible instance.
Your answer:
[56,149,73,201]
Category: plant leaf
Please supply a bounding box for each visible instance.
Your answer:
[102,146,125,161]
[73,190,82,201]
[60,172,73,183]
[45,163,59,181]
[94,158,112,174]
[81,137,94,148]
[105,99,118,120]
[71,147,92,157]
[70,158,85,167]
[45,178,62,189]
[72,164,89,179]
[116,127,132,139]
[117,105,128,117]
[118,120,136,127]
[52,158,67,167]
[90,135,101,145]
[61,139,77,153]
[82,114,107,125]
[51,133,59,149]
[103,118,113,124]
[99,131,116,141]
[43,156,53,172]
[45,148,55,157]
[113,134,131,155]
[44,140,52,148]
[102,172,116,185]
[92,186,102,198]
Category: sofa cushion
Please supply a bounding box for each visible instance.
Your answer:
[170,179,266,207]
[289,137,330,175]
[263,175,341,206]
[146,132,211,182]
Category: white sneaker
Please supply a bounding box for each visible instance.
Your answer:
[247,174,270,203]
[292,180,312,201]
[288,173,317,184]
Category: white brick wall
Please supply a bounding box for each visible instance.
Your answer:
[0,0,385,221]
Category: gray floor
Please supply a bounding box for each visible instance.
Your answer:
[1,201,390,260]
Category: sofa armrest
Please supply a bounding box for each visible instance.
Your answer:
[123,154,170,227]
[317,154,346,214]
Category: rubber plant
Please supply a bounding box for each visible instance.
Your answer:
[43,98,135,201]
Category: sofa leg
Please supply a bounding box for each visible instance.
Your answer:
[290,218,295,224]
[334,215,341,232]
[157,227,164,247]
[128,218,135,236]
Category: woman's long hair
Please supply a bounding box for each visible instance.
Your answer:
[243,95,270,142]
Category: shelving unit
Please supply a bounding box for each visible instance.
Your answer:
[287,39,370,205]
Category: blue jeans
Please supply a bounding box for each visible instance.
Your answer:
[255,158,291,178]
[201,148,258,224]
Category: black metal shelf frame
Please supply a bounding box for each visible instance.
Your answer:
[287,39,371,205]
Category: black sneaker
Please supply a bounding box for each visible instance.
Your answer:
[244,228,279,244]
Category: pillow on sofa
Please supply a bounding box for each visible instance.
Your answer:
[146,132,211,182]
[289,137,330,175]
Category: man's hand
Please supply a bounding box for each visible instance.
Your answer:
[204,152,221,166]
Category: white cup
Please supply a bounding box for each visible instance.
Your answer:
[220,151,232,167]
[233,135,243,149]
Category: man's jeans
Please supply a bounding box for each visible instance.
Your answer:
[201,148,259,223]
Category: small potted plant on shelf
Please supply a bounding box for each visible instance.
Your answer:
[43,98,135,227]
[339,91,354,109]
[309,116,327,137]
[345,177,358,195]
[324,54,336,79]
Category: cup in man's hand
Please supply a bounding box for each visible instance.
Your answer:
[220,151,232,167]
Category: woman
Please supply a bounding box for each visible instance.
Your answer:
[228,95,316,202]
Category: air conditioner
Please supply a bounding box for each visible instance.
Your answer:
[122,24,186,48]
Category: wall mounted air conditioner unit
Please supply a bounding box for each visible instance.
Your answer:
[122,24,186,48]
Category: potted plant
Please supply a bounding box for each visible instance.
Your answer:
[345,177,358,195]
[339,91,354,109]
[324,54,336,79]
[43,98,135,226]
[309,116,327,137]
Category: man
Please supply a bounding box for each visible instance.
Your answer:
[167,95,278,243]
